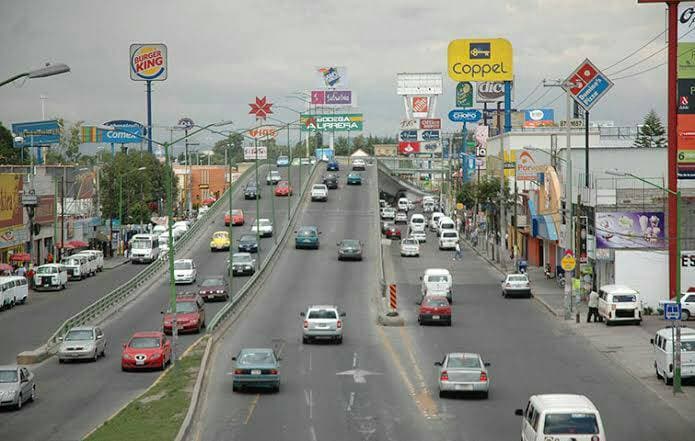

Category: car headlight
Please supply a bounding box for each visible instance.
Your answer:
[123,354,133,360]
[150,353,161,360]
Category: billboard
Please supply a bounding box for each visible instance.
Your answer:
[316,66,348,88]
[310,90,353,106]
[474,125,489,157]
[399,130,418,141]
[420,118,441,130]
[300,114,363,132]
[523,109,555,128]
[396,73,443,95]
[516,150,542,181]
[398,141,420,155]
[420,141,442,154]
[400,119,418,130]
[680,5,695,78]
[411,96,429,117]
[247,125,279,140]
[103,120,145,143]
[419,130,440,141]
[678,114,695,178]
[12,120,60,146]
[130,44,167,81]
[447,38,513,82]
[595,211,665,249]
[455,82,473,107]
[476,81,508,102]
[0,174,23,229]
[243,146,268,160]
[678,79,695,114]
[374,144,397,156]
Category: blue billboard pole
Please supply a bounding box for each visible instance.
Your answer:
[504,81,512,132]
[146,80,153,154]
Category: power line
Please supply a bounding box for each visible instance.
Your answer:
[515,80,543,108]
[603,29,666,72]
[526,88,552,108]
[609,46,667,76]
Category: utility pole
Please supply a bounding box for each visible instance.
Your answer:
[60,168,66,260]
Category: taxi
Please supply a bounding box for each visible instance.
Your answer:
[210,231,231,252]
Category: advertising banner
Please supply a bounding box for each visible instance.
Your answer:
[103,120,145,144]
[455,82,473,107]
[474,125,489,157]
[0,174,23,229]
[310,90,353,106]
[411,96,429,117]
[476,81,508,102]
[419,130,440,141]
[12,120,60,146]
[420,141,442,154]
[0,226,28,249]
[243,146,268,160]
[562,58,613,111]
[300,114,363,132]
[516,150,542,181]
[678,79,695,113]
[447,38,513,82]
[680,4,695,43]
[399,130,418,142]
[316,66,349,88]
[248,125,279,140]
[420,118,441,130]
[448,109,482,123]
[678,43,695,79]
[398,141,420,155]
[678,114,695,178]
[396,73,443,95]
[374,144,397,156]
[595,211,665,249]
[523,109,555,128]
[130,44,168,81]
[400,119,418,130]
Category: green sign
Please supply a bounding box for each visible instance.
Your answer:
[300,113,364,132]
[456,82,473,107]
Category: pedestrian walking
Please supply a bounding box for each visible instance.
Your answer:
[453,240,462,261]
[587,289,600,323]
[16,264,26,277]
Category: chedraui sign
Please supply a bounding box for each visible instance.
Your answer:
[300,114,363,132]
[447,38,513,82]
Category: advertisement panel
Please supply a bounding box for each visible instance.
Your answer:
[503,150,516,178]
[678,43,695,79]
[398,142,420,155]
[400,119,418,130]
[411,96,429,117]
[0,174,23,229]
[678,79,695,113]
[130,44,167,81]
[447,38,513,82]
[420,141,442,154]
[419,130,440,141]
[448,109,482,123]
[0,226,28,249]
[419,118,441,130]
[374,144,397,156]
[477,81,508,102]
[300,114,363,132]
[455,82,473,107]
[396,73,443,95]
[399,130,418,142]
[34,195,55,224]
[523,109,555,128]
[248,125,279,140]
[474,125,489,157]
[678,114,695,178]
[595,211,665,249]
[310,90,353,106]
[563,58,613,111]
[103,120,145,144]
[12,120,61,146]
[516,150,542,181]
[243,146,268,160]
[316,66,348,88]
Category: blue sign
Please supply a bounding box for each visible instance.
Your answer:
[420,130,440,141]
[103,120,145,144]
[12,120,61,147]
[463,154,477,181]
[575,74,611,110]
[399,130,418,141]
[664,302,682,321]
[448,109,482,123]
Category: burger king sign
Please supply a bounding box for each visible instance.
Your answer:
[130,44,168,81]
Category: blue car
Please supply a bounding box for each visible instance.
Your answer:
[232,348,281,392]
[347,172,362,185]
[276,155,290,167]
[295,226,321,249]
[326,160,339,171]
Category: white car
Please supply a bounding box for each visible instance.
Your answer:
[400,238,420,257]
[311,184,328,202]
[352,159,366,170]
[173,259,197,284]
[409,230,427,242]
[60,255,89,280]
[380,208,396,220]
[429,212,444,231]
[394,211,408,224]
[33,264,68,291]
[80,250,104,272]
[172,221,189,233]
[501,273,531,298]
[152,224,167,235]
[251,218,273,237]
[266,170,282,185]
[301,305,346,344]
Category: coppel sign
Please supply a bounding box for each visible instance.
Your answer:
[130,44,168,81]
[447,38,513,82]
[448,109,482,123]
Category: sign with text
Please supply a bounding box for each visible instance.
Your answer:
[419,118,441,130]
[243,146,268,160]
[310,90,353,106]
[595,211,665,249]
[455,82,473,107]
[523,109,555,128]
[103,120,144,144]
[12,120,61,146]
[316,66,348,88]
[300,114,363,132]
[0,174,23,229]
[448,109,482,123]
[419,130,440,141]
[248,125,279,140]
[400,119,418,130]
[678,79,695,114]
[398,141,420,155]
[448,38,513,82]
[516,150,542,181]
[411,96,429,117]
[130,44,167,81]
[399,130,418,141]
[420,141,442,154]
[563,58,613,111]
[396,72,443,95]
[476,81,508,102]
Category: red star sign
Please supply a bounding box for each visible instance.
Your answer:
[249,96,273,120]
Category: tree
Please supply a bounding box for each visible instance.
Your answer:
[634,109,666,149]
[0,122,28,164]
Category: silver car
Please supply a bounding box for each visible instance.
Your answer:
[301,305,346,344]
[435,352,490,398]
[400,238,420,257]
[0,365,36,409]
[58,326,106,363]
[502,273,531,298]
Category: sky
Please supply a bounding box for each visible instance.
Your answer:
[0,0,670,155]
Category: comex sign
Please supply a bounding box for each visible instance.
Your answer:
[447,38,513,82]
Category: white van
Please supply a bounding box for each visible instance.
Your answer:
[152,224,167,236]
[437,216,456,234]
[429,212,444,231]
[80,250,104,272]
[0,276,29,309]
[422,196,435,212]
[419,268,453,303]
[33,264,68,291]
[515,394,605,441]
[61,255,89,280]
[129,234,160,264]
[598,284,643,325]
[397,197,410,212]
[409,214,426,233]
[439,230,459,250]
[652,326,695,385]
[72,252,97,277]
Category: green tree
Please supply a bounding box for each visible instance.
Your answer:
[57,119,84,163]
[0,122,28,164]
[634,109,666,149]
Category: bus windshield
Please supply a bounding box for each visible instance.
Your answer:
[131,239,152,249]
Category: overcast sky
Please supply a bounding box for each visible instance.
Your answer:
[0,0,669,154]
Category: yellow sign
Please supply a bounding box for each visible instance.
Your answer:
[456,202,464,210]
[0,174,22,229]
[561,254,576,272]
[448,38,513,82]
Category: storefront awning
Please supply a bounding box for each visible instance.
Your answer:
[528,198,558,241]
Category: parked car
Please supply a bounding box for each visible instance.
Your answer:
[231,348,281,392]
[61,255,89,280]
[435,353,489,398]
[400,238,420,257]
[198,276,228,302]
[311,184,328,201]
[301,305,346,344]
[244,182,260,200]
[322,173,338,189]
[57,326,106,363]
[515,394,605,441]
[326,160,340,171]
[0,365,35,409]
[225,209,245,226]
[251,218,273,237]
[173,259,197,284]
[274,180,293,196]
[163,294,206,334]
[266,170,282,185]
[230,253,256,276]
[0,276,28,309]
[121,331,171,371]
[420,268,453,303]
[80,250,104,272]
[276,155,290,167]
[418,296,452,326]
[337,239,363,261]
[347,172,362,185]
[652,326,695,385]
[33,264,68,291]
[681,292,695,321]
[352,158,366,170]
[598,284,642,325]
[502,273,531,298]
[295,226,321,249]
[210,231,231,252]
[384,225,401,240]
[237,234,259,253]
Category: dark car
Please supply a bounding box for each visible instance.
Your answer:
[326,160,340,171]
[347,172,362,185]
[244,183,260,200]
[337,239,363,261]
[198,277,228,302]
[238,234,259,253]
[322,173,339,189]
[295,226,321,249]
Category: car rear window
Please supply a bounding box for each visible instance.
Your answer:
[299,229,316,237]
[411,218,424,223]
[238,351,275,365]
[442,232,457,238]
[231,209,242,215]
[447,356,481,369]
[612,294,637,302]
[424,298,449,307]
[308,309,337,319]
[543,413,599,435]
[201,278,223,287]
[173,301,197,313]
[508,275,528,282]
[174,261,192,270]
[402,239,418,245]
[427,275,449,283]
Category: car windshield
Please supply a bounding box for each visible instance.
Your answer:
[172,301,197,313]
[543,413,599,435]
[613,294,637,302]
[62,258,80,265]
[213,232,227,239]
[201,278,223,287]
[0,370,18,383]
[508,275,528,282]
[65,330,94,341]
[174,261,192,270]
[37,266,57,274]
[235,254,252,263]
[341,240,359,248]
[278,156,288,161]
[238,351,275,365]
[129,337,160,348]
[299,228,316,237]
[427,275,449,283]
[308,309,337,319]
[447,356,481,369]
[240,235,256,242]
[424,298,449,307]
[132,239,152,249]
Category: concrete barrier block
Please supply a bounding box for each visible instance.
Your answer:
[17,346,51,365]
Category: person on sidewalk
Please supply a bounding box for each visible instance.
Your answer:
[453,241,462,261]
[587,289,600,323]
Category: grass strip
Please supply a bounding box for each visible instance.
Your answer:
[85,338,207,441]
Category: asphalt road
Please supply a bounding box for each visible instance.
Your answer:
[0,162,312,441]
[192,162,434,441]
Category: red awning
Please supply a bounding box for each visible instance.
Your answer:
[0,263,13,271]
[10,253,31,262]
[67,240,88,248]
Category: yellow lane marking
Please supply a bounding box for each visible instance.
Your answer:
[244,394,260,425]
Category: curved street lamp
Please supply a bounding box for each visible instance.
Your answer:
[0,63,71,88]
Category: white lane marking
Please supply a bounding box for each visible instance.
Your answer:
[310,425,318,441]
[346,391,355,412]
[352,352,358,368]
[304,388,314,419]
[308,351,312,372]
[336,369,382,384]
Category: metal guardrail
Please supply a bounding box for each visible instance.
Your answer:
[43,165,257,352]
[207,162,318,332]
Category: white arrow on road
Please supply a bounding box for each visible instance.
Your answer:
[336,369,382,384]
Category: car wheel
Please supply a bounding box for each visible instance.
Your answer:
[683,309,691,321]
[438,390,445,399]
[273,383,280,393]
[481,391,489,399]
[93,350,99,362]
[196,324,201,334]
[665,373,673,386]
[16,393,22,409]
[30,386,36,402]
[58,358,64,364]
[337,336,343,344]
[232,383,239,392]
[656,366,663,379]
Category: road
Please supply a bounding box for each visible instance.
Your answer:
[192,162,433,441]
[0,162,312,441]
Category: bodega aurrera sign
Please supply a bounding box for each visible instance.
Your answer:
[300,114,364,132]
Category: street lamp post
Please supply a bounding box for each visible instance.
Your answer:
[607,168,683,394]
[0,63,71,88]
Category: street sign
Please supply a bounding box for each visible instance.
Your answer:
[664,302,682,321]
[12,120,60,146]
[178,117,194,129]
[448,109,482,123]
[562,58,614,111]
[561,253,576,271]
[243,146,267,160]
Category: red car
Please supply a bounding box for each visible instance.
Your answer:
[274,180,293,196]
[121,331,172,371]
[163,295,206,334]
[384,226,401,239]
[224,209,245,226]
[418,295,452,326]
